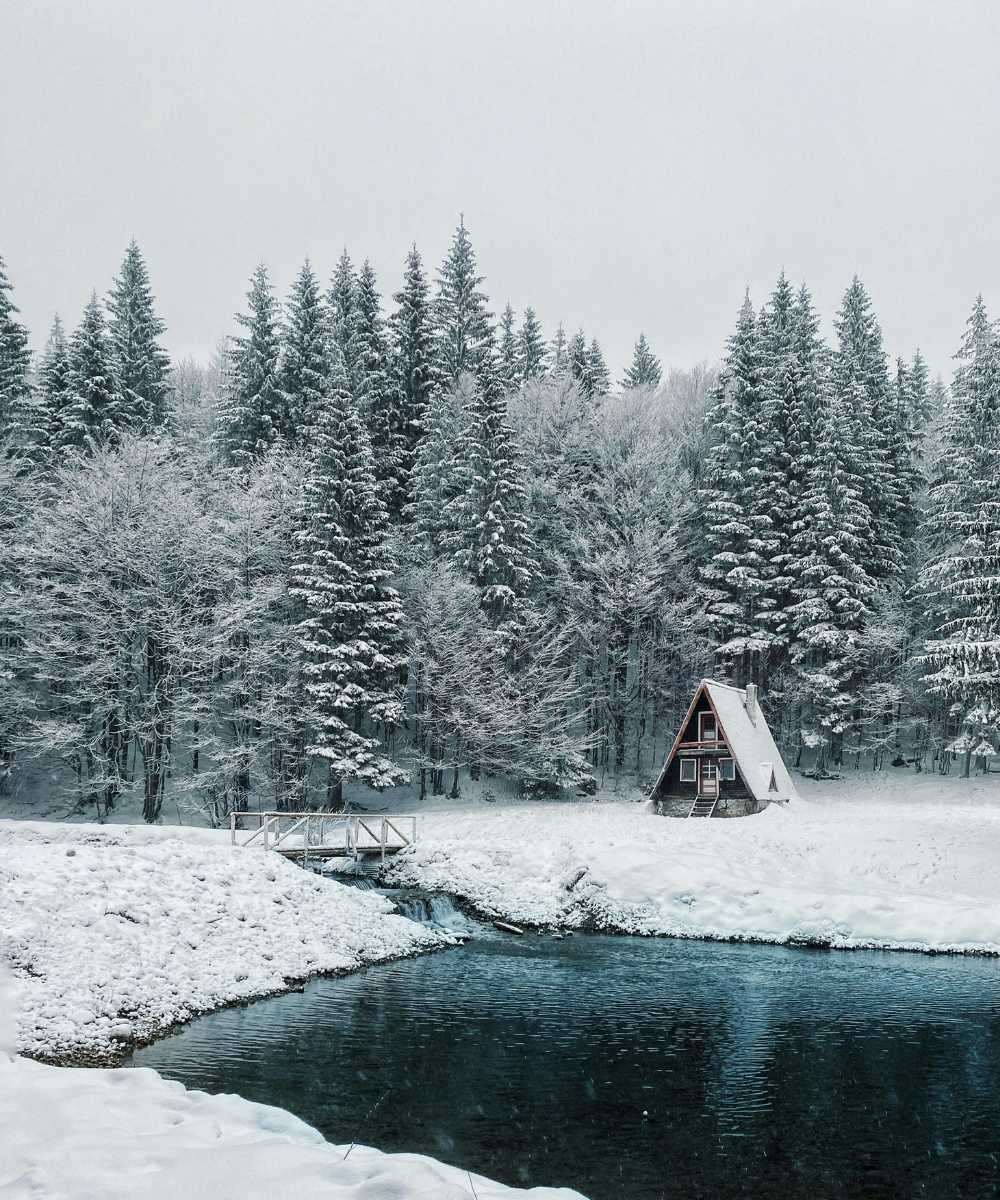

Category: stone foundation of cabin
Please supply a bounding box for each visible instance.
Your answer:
[651,795,770,818]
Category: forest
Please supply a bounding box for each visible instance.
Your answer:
[0,222,997,823]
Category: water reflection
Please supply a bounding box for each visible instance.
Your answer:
[129,924,1000,1199]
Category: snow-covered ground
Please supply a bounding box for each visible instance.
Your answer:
[0,1052,583,1200]
[0,819,447,1063]
[382,772,1000,954]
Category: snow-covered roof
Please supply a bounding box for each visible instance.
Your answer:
[702,680,799,803]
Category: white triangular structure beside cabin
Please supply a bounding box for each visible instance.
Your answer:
[650,679,800,807]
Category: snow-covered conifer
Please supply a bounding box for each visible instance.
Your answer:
[586,338,611,397]
[621,333,662,390]
[107,240,171,429]
[517,306,547,382]
[498,303,519,394]
[290,351,407,808]
[58,293,123,451]
[433,218,494,388]
[354,260,406,515]
[0,255,32,444]
[279,259,328,444]
[327,249,361,389]
[389,245,434,496]
[217,264,283,466]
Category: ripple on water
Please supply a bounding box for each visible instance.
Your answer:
[130,929,1000,1200]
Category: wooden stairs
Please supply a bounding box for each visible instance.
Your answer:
[688,794,719,818]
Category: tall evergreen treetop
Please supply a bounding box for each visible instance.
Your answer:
[586,338,611,397]
[280,259,328,443]
[0,255,32,443]
[433,218,494,388]
[24,315,70,461]
[622,332,662,390]
[328,249,361,390]
[389,244,434,490]
[517,307,548,382]
[498,303,519,395]
[59,293,124,451]
[107,240,171,429]
[290,348,407,804]
[218,263,283,466]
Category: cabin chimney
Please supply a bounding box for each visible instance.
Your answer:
[745,683,758,724]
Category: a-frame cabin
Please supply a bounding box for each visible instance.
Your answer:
[649,679,799,818]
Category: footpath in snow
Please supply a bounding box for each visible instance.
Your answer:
[383,773,1000,955]
[0,819,447,1063]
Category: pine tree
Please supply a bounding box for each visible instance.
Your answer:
[433,218,494,389]
[498,303,519,394]
[517,306,547,382]
[696,295,781,684]
[550,323,568,377]
[586,338,611,396]
[567,329,589,394]
[107,240,171,429]
[407,378,470,556]
[328,249,361,390]
[355,259,406,516]
[24,315,70,461]
[787,381,877,758]
[446,374,536,620]
[389,245,434,500]
[919,297,1000,768]
[279,259,328,444]
[0,255,32,444]
[621,333,662,390]
[909,349,932,434]
[289,350,407,807]
[217,264,283,466]
[832,277,903,582]
[58,293,123,451]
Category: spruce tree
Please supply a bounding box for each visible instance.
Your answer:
[446,373,537,621]
[697,295,781,683]
[622,333,662,389]
[389,245,434,499]
[586,338,611,396]
[107,240,171,429]
[290,349,407,807]
[787,381,877,758]
[217,264,283,466]
[0,255,32,444]
[407,379,470,556]
[433,218,494,388]
[832,277,904,582]
[498,303,519,394]
[25,315,71,461]
[328,249,361,390]
[919,297,1000,766]
[355,259,406,515]
[279,259,328,444]
[550,323,568,377]
[909,349,932,434]
[517,306,548,382]
[567,329,589,393]
[58,293,123,451]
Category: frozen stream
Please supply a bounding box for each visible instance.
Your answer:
[129,896,1000,1199]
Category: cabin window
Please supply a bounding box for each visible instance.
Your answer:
[720,758,736,781]
[680,759,697,783]
[698,712,717,742]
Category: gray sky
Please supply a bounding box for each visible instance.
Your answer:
[2,0,998,381]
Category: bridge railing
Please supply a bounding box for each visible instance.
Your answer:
[230,811,417,861]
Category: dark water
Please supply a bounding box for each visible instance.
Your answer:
[129,906,1000,1200]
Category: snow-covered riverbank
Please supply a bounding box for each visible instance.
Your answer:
[0,1051,584,1200]
[382,774,1000,954]
[0,820,447,1063]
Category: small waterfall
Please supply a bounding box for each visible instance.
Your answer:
[392,892,476,935]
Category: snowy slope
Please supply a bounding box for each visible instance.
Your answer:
[0,1054,585,1200]
[382,773,1000,954]
[0,820,446,1062]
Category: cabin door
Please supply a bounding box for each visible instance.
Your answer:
[699,759,719,797]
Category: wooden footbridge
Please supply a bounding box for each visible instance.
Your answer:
[230,811,417,865]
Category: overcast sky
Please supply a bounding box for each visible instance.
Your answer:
[2,0,998,381]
